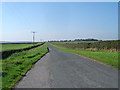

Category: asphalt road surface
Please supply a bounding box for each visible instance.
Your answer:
[15,45,118,88]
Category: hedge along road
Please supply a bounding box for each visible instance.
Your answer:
[1,43,44,59]
[15,45,118,88]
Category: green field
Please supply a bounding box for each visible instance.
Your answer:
[1,41,119,89]
[52,44,119,70]
[1,43,40,52]
[2,43,48,89]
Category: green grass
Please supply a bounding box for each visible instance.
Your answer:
[2,43,48,89]
[52,44,119,70]
[0,60,2,89]
[1,43,40,52]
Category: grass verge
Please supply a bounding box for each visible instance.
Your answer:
[2,43,48,89]
[0,60,2,89]
[52,44,119,70]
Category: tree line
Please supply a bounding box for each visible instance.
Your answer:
[48,38,99,42]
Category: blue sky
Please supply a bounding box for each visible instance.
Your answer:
[2,2,118,41]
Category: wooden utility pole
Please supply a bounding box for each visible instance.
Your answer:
[32,32,36,44]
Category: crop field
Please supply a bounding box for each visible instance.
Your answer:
[51,40,119,69]
[2,43,48,89]
[1,43,40,52]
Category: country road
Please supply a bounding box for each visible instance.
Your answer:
[15,45,118,88]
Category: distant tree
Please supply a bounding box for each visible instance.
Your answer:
[48,38,99,42]
[74,38,98,41]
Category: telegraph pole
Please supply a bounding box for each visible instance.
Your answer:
[32,32,36,45]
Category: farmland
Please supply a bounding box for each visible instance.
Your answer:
[1,43,48,89]
[1,43,40,52]
[1,40,119,89]
[51,40,119,69]
[51,40,119,52]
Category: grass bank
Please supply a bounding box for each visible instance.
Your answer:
[52,44,119,70]
[0,61,2,89]
[2,43,48,89]
[1,43,44,59]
